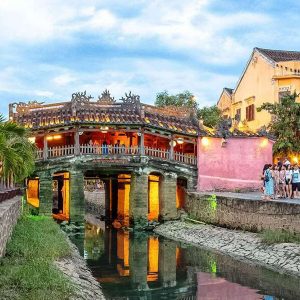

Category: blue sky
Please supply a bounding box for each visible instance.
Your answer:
[1,0,300,115]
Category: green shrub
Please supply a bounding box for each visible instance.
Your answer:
[0,214,73,300]
[260,229,300,245]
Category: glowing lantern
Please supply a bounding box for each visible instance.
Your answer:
[260,138,268,148]
[201,137,209,146]
[28,137,36,143]
[293,156,299,164]
[177,137,184,144]
[46,134,62,141]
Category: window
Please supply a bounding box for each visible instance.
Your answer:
[235,108,241,121]
[278,91,290,102]
[246,104,255,121]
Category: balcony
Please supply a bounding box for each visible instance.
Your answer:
[36,144,197,166]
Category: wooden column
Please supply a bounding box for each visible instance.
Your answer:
[74,129,80,155]
[43,135,48,160]
[140,129,145,155]
[170,135,174,160]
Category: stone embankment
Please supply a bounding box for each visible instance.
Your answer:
[55,235,105,300]
[186,192,300,233]
[155,221,300,277]
[0,197,21,257]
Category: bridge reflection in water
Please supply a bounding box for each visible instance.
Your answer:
[69,220,300,300]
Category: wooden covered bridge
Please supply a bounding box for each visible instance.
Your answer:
[9,90,201,225]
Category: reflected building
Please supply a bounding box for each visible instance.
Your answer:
[71,221,300,300]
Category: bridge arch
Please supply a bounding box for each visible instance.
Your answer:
[52,170,70,220]
[148,172,164,221]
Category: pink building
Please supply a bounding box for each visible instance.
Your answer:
[197,135,274,191]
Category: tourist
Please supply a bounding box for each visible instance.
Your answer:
[292,164,300,198]
[102,141,108,155]
[88,139,94,154]
[278,165,286,198]
[261,164,269,197]
[107,143,112,154]
[263,164,274,201]
[283,157,291,167]
[121,143,126,154]
[114,140,120,154]
[285,164,293,198]
[273,165,280,199]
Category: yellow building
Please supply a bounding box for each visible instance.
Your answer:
[217,47,300,131]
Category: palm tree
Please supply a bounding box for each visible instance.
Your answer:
[0,114,36,189]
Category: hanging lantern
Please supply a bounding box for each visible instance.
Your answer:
[177,137,184,144]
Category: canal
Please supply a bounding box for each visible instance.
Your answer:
[67,219,300,300]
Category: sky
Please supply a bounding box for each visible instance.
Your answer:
[1,0,300,115]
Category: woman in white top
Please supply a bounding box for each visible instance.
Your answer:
[292,165,300,198]
[285,164,293,198]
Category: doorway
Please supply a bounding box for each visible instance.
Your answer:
[52,172,70,220]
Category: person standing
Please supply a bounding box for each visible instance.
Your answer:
[264,164,274,201]
[283,157,291,167]
[273,165,279,199]
[292,165,300,199]
[261,164,269,196]
[102,140,108,155]
[285,164,293,198]
[279,165,286,198]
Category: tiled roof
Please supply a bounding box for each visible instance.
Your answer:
[256,47,300,62]
[9,93,201,136]
[224,88,233,95]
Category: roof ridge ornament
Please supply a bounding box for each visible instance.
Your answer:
[9,101,45,116]
[120,91,140,106]
[71,91,93,104]
[97,89,116,104]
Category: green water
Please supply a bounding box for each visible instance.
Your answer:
[68,220,300,300]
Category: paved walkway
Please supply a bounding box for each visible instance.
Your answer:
[196,191,300,205]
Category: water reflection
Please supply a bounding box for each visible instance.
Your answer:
[69,220,300,300]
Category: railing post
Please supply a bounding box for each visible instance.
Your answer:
[74,129,80,155]
[43,135,48,160]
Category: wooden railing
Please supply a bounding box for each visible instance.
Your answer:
[37,149,43,160]
[144,147,170,160]
[80,145,140,156]
[36,145,197,166]
[174,151,197,165]
[48,145,75,158]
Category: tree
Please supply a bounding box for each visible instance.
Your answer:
[155,90,197,109]
[197,105,223,128]
[0,114,36,187]
[257,92,300,155]
[155,90,224,128]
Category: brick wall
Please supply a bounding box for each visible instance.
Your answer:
[0,197,21,257]
[186,192,300,233]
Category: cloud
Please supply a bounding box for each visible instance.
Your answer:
[34,90,54,97]
[1,0,297,115]
[53,73,77,86]
[0,0,272,65]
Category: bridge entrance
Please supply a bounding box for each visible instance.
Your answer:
[52,172,70,221]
